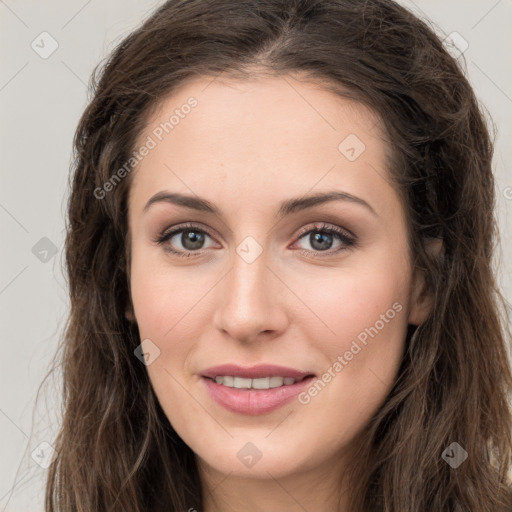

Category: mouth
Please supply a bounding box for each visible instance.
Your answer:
[200,364,316,415]
[204,374,312,389]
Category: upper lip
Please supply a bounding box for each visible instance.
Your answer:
[201,364,315,380]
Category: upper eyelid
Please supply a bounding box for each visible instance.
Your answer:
[160,222,216,240]
[295,222,354,239]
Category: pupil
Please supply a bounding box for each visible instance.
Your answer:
[311,232,332,251]
[182,230,204,250]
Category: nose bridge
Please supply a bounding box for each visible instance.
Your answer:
[214,242,286,342]
[232,245,269,301]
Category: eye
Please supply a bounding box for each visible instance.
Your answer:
[155,223,217,258]
[154,221,356,259]
[292,222,356,256]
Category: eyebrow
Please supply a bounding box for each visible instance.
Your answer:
[143,190,377,218]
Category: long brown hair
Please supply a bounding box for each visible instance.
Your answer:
[44,0,512,510]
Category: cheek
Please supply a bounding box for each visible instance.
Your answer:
[298,256,410,352]
[129,248,222,398]
[294,253,410,417]
[295,267,410,446]
[130,246,210,339]
[129,257,207,424]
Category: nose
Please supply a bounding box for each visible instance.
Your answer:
[213,248,289,344]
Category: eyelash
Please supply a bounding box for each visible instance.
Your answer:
[154,222,356,259]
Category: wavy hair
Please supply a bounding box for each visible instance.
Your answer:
[44,0,512,510]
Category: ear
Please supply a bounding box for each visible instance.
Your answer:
[408,238,443,326]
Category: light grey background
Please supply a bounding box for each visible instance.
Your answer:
[1,1,511,510]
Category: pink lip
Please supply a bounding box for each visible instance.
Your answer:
[200,364,316,415]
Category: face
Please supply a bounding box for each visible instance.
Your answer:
[127,74,428,484]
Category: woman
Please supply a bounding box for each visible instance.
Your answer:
[45,0,512,510]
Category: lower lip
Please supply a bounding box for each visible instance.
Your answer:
[202,376,316,415]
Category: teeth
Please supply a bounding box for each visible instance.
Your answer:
[220,375,234,386]
[252,377,270,389]
[234,377,252,389]
[213,375,299,389]
[269,376,284,387]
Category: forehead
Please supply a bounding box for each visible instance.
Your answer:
[139,73,383,145]
[127,74,397,219]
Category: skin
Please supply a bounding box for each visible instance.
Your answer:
[126,73,433,512]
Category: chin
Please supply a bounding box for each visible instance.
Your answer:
[193,434,324,480]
